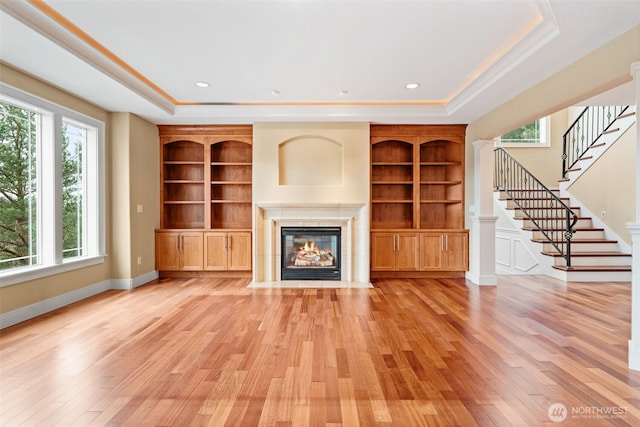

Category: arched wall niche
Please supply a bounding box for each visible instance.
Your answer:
[278,135,343,185]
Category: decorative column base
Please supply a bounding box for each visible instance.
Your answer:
[467,216,498,286]
[628,223,640,370]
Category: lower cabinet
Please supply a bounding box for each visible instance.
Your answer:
[371,230,468,273]
[155,231,204,271]
[155,230,251,272]
[419,231,469,271]
[371,232,419,271]
[204,231,252,271]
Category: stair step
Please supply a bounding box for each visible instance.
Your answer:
[509,206,581,211]
[523,227,603,232]
[602,127,620,135]
[498,196,570,202]
[542,251,630,257]
[518,216,590,220]
[552,265,631,272]
[542,251,631,267]
[533,238,617,244]
[512,208,581,218]
[519,217,593,228]
[617,111,636,120]
[538,240,619,253]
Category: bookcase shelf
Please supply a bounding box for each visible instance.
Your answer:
[157,125,253,273]
[370,125,468,275]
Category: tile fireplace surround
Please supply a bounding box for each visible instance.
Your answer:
[249,122,372,288]
[250,203,371,287]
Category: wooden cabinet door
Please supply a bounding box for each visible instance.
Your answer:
[395,233,419,271]
[204,232,227,270]
[420,232,444,270]
[180,232,204,271]
[228,232,252,271]
[156,231,181,270]
[442,232,468,270]
[420,231,469,271]
[371,233,396,271]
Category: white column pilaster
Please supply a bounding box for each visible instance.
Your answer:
[467,139,498,286]
[628,61,640,371]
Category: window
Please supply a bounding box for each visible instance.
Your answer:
[62,120,85,259]
[498,117,550,147]
[0,85,104,285]
[0,100,38,270]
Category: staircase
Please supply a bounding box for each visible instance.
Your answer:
[559,106,637,191]
[497,189,632,281]
[494,105,635,282]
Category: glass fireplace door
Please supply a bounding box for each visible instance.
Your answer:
[281,227,341,280]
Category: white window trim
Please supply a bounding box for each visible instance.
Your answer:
[0,84,105,288]
[496,116,551,147]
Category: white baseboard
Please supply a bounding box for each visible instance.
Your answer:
[466,271,498,286]
[0,270,159,329]
[630,340,640,371]
[111,270,159,290]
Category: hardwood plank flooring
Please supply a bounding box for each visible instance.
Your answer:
[2,276,640,426]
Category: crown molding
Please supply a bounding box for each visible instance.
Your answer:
[1,0,175,114]
[446,0,560,115]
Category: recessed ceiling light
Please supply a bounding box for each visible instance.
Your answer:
[405,83,420,89]
[195,81,209,88]
[271,89,281,95]
[339,90,349,95]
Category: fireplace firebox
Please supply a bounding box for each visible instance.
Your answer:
[281,227,341,280]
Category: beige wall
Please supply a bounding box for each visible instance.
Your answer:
[0,64,159,315]
[253,122,370,204]
[129,114,160,277]
[0,63,112,314]
[110,113,131,279]
[504,109,568,187]
[466,25,640,225]
[568,126,636,244]
[467,25,639,142]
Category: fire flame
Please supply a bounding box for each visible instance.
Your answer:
[303,241,317,253]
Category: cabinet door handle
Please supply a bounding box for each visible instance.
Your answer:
[228,235,232,250]
[396,235,400,251]
[180,235,184,252]
[445,235,448,251]
[176,235,180,252]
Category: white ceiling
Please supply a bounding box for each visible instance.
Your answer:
[1,0,639,125]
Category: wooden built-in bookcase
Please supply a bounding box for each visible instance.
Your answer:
[370,125,468,277]
[156,125,252,275]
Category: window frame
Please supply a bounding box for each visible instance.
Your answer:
[0,84,105,287]
[496,116,551,147]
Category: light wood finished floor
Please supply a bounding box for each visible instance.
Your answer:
[1,276,640,426]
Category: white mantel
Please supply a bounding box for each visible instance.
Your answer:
[253,203,369,284]
[251,122,371,285]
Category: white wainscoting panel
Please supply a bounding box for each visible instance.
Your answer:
[495,228,542,275]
